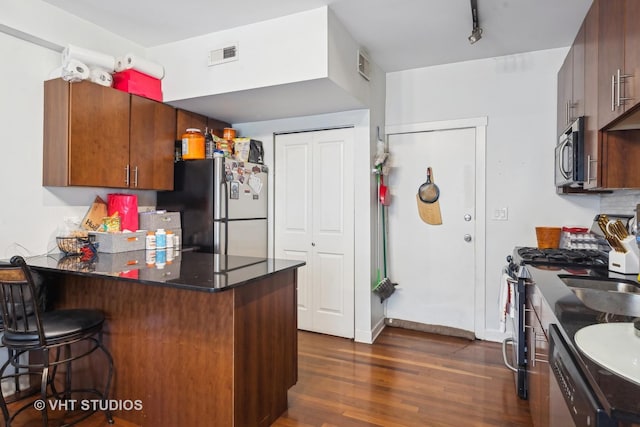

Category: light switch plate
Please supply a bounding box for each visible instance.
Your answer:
[492,207,508,221]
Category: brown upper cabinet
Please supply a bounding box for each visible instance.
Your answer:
[43,79,176,190]
[557,22,585,136]
[582,0,600,189]
[175,109,230,140]
[558,0,640,190]
[175,109,208,140]
[129,96,177,190]
[597,0,640,129]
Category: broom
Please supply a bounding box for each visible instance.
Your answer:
[372,164,398,303]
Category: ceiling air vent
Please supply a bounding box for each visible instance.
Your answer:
[358,49,370,81]
[208,43,239,66]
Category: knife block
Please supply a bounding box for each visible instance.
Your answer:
[608,236,640,274]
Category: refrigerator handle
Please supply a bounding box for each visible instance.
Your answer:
[223,179,229,255]
[213,153,226,254]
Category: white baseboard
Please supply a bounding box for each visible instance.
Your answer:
[354,317,386,344]
[483,328,511,343]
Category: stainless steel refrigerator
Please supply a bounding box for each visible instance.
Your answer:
[156,154,268,257]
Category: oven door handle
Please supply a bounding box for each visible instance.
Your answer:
[501,337,518,372]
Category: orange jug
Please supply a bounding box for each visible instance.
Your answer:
[181,128,205,160]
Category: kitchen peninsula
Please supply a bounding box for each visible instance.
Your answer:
[26,250,304,427]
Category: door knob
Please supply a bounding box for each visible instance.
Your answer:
[464,234,472,242]
[464,214,472,221]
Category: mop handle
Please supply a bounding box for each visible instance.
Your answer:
[382,203,387,278]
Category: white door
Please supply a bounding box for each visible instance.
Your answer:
[386,128,476,334]
[274,128,354,338]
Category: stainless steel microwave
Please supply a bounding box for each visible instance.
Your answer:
[555,116,585,188]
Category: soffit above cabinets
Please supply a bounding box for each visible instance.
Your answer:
[167,78,364,124]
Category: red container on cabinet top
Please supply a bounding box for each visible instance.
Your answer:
[113,69,162,102]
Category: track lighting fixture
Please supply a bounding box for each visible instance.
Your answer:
[468,0,482,44]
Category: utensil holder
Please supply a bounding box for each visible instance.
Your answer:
[608,236,640,274]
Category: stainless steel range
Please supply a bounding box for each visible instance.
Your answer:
[501,247,609,401]
[516,247,608,268]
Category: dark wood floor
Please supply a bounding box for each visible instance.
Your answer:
[274,327,532,427]
[7,327,531,427]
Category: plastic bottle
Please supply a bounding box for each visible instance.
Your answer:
[181,128,205,160]
[156,228,166,249]
[145,231,156,250]
[145,250,156,266]
[166,230,174,248]
[205,128,215,159]
[156,249,166,269]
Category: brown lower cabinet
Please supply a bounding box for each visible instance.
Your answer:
[526,285,550,427]
[46,269,298,427]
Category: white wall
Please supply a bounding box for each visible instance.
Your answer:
[386,49,601,341]
[0,3,152,258]
[148,7,329,102]
[1,0,146,56]
[327,9,370,107]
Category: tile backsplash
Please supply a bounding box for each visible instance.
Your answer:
[600,190,640,216]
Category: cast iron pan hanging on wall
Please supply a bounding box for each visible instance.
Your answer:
[416,167,442,225]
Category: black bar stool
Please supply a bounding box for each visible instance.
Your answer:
[0,256,114,426]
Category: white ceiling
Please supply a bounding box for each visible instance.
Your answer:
[42,0,592,72]
[40,0,594,123]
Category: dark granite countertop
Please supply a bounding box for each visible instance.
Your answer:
[20,250,305,293]
[516,253,640,423]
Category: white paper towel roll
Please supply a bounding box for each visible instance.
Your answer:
[121,53,165,79]
[48,67,63,80]
[63,44,116,72]
[115,57,126,73]
[61,59,90,82]
[89,67,113,87]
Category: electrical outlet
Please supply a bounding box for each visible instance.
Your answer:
[492,207,508,221]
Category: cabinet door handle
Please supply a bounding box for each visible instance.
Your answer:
[133,166,139,188]
[617,69,634,108]
[619,69,634,106]
[617,69,622,108]
[531,331,548,367]
[612,74,616,112]
[587,155,597,183]
[125,165,130,186]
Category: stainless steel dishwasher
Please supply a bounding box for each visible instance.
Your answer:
[548,324,615,427]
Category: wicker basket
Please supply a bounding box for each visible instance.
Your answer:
[56,235,96,255]
[535,227,562,249]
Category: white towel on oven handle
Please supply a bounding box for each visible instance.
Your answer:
[499,273,516,333]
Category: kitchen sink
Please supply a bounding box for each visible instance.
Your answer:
[558,274,640,317]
